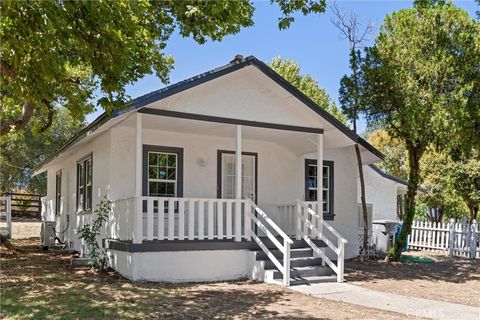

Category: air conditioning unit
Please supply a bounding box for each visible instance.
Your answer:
[41,221,56,250]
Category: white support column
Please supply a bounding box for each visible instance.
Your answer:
[317,133,324,218]
[235,125,242,242]
[133,113,143,244]
[317,133,325,264]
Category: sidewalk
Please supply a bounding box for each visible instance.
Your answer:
[290,282,480,320]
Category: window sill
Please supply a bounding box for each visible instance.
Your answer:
[76,210,93,215]
[323,213,335,221]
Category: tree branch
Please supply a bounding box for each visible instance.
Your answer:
[1,100,35,136]
[39,100,54,132]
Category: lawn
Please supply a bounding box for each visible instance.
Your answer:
[0,239,416,320]
[345,251,480,307]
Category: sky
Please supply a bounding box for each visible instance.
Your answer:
[86,0,478,133]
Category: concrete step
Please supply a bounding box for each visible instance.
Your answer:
[254,247,313,260]
[266,265,333,281]
[251,237,326,251]
[270,275,338,286]
[263,256,323,269]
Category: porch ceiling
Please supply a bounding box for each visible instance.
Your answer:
[142,113,354,156]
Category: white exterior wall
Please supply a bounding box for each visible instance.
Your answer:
[108,249,256,282]
[42,131,112,251]
[360,165,399,222]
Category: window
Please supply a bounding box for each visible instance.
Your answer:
[217,151,257,201]
[55,170,62,215]
[305,159,334,219]
[77,155,92,212]
[143,146,183,197]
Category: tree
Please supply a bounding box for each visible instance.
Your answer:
[450,154,480,222]
[332,3,373,261]
[0,107,84,194]
[357,2,480,260]
[419,151,469,222]
[0,0,326,136]
[269,57,346,123]
[366,129,407,180]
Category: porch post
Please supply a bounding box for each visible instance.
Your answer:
[317,133,324,218]
[235,125,242,242]
[133,112,143,244]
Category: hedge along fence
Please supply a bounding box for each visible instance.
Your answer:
[408,219,479,259]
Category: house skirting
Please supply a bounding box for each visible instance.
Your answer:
[107,249,256,282]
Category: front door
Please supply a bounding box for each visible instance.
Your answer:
[218,151,257,202]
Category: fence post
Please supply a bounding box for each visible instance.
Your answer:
[448,218,455,256]
[470,220,477,259]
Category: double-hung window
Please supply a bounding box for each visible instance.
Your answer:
[305,159,334,219]
[143,145,183,198]
[55,170,62,215]
[77,155,92,212]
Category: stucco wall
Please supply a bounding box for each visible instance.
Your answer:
[108,249,256,282]
[43,131,112,251]
[360,165,399,222]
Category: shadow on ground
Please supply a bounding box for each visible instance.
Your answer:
[345,251,480,284]
[1,239,329,320]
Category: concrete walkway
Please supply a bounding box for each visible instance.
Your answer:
[290,283,480,320]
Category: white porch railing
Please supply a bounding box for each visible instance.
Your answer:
[296,200,347,282]
[110,197,250,243]
[0,196,12,238]
[248,199,293,286]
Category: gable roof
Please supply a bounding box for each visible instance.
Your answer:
[34,55,384,173]
[368,164,428,193]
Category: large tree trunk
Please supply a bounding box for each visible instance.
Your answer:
[1,100,35,136]
[355,143,369,261]
[467,202,478,223]
[386,145,422,261]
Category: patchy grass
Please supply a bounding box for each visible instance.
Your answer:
[346,250,480,307]
[0,239,417,320]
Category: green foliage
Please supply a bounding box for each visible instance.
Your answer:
[269,57,347,124]
[0,108,85,194]
[418,151,470,221]
[339,50,365,131]
[0,0,326,135]
[77,197,111,270]
[353,2,479,260]
[366,129,407,179]
[450,153,480,221]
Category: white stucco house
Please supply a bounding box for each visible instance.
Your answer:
[35,55,385,286]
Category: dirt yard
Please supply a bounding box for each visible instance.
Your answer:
[0,239,417,320]
[346,251,480,307]
[3,222,41,239]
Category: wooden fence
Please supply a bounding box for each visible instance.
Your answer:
[408,219,479,259]
[3,192,42,220]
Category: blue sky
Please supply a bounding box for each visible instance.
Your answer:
[87,1,478,133]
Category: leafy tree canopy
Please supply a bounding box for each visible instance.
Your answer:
[0,0,326,136]
[0,107,85,194]
[355,1,479,260]
[269,57,347,124]
[366,129,407,179]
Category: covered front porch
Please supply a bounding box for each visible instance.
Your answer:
[106,110,357,285]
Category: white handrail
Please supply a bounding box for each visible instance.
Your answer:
[297,200,347,282]
[248,199,292,286]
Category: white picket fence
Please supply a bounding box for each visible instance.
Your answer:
[408,218,479,259]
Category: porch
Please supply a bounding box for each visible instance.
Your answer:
[105,111,355,285]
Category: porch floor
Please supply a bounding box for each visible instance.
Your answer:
[104,237,326,252]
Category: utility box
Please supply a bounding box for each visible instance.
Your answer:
[372,220,399,253]
[41,221,56,250]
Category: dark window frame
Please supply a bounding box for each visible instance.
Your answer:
[55,170,62,215]
[76,154,93,213]
[304,159,334,220]
[142,145,184,197]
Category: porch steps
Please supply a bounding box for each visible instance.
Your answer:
[252,239,336,286]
